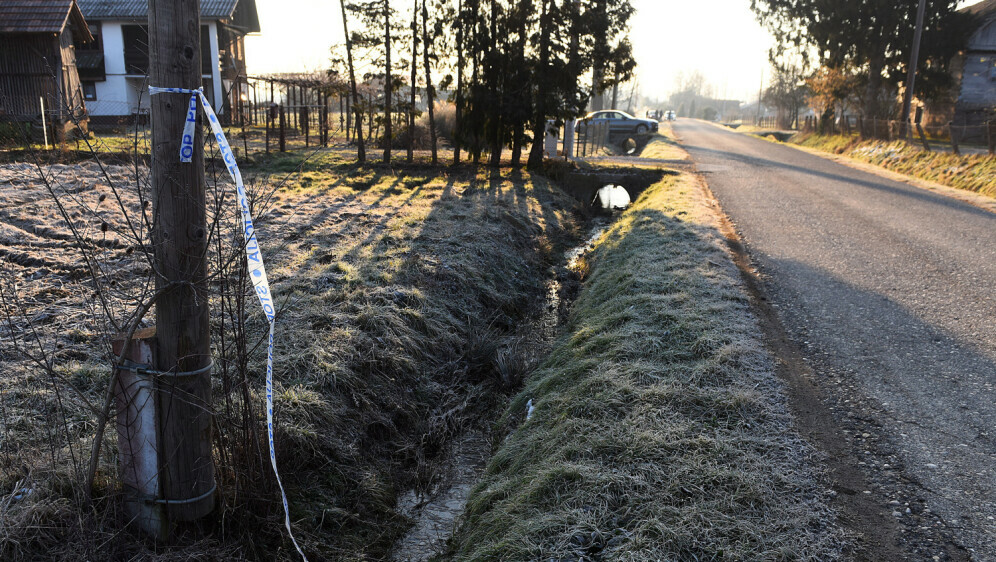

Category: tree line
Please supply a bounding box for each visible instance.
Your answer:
[751,0,977,128]
[335,0,636,168]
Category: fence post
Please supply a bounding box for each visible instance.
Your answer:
[322,102,329,146]
[949,122,960,155]
[279,104,286,152]
[290,85,296,130]
[986,121,996,155]
[268,81,274,152]
[251,82,258,126]
[39,97,50,150]
[914,108,930,152]
[563,120,575,159]
[304,105,310,147]
[916,122,931,152]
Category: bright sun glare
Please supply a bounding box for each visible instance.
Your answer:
[246,0,988,104]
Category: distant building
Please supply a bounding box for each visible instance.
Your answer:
[0,0,93,139]
[953,0,996,129]
[75,0,260,126]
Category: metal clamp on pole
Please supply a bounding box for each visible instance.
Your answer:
[149,483,218,506]
[118,359,214,379]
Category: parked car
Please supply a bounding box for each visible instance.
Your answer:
[577,110,659,136]
[665,110,676,121]
[646,109,663,120]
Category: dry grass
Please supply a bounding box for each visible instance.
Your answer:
[445,172,845,560]
[0,154,586,559]
[635,126,687,161]
[791,132,996,197]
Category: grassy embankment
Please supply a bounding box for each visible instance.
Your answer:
[0,150,586,559]
[790,131,996,198]
[446,170,844,559]
[636,123,687,161]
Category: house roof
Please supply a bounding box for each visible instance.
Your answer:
[962,0,996,18]
[75,50,103,69]
[0,0,93,40]
[76,0,241,20]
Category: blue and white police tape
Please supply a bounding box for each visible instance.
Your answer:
[148,86,307,561]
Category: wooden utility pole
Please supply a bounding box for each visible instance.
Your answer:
[900,0,927,140]
[148,0,216,522]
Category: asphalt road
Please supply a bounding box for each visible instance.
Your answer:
[673,119,996,559]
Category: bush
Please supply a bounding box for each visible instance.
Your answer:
[0,121,30,146]
[430,100,457,141]
[379,123,432,150]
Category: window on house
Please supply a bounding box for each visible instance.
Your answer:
[201,25,212,72]
[82,82,97,101]
[74,22,101,52]
[122,25,149,75]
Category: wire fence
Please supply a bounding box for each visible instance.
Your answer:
[1,73,357,160]
[798,115,996,155]
[573,120,611,158]
[730,113,996,156]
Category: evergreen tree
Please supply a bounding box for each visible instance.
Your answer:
[346,0,403,161]
[421,0,440,164]
[751,0,973,117]
[340,0,365,162]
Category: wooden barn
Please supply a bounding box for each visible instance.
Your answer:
[0,0,93,141]
[954,0,996,130]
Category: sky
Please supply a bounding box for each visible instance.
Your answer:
[245,0,987,104]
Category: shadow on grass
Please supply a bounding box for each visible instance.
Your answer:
[247,164,585,559]
[448,179,848,561]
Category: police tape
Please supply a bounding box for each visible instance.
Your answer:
[148,86,307,561]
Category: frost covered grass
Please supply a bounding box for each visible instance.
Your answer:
[446,172,845,561]
[0,158,585,560]
[791,132,996,197]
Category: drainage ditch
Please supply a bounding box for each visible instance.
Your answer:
[389,197,628,562]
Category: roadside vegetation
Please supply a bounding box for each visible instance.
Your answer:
[790,132,996,198]
[445,171,845,560]
[0,153,587,559]
[635,124,687,161]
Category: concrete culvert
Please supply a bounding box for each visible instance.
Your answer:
[595,184,631,210]
[623,138,638,155]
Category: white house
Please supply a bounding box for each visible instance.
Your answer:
[954,0,996,129]
[74,0,259,126]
